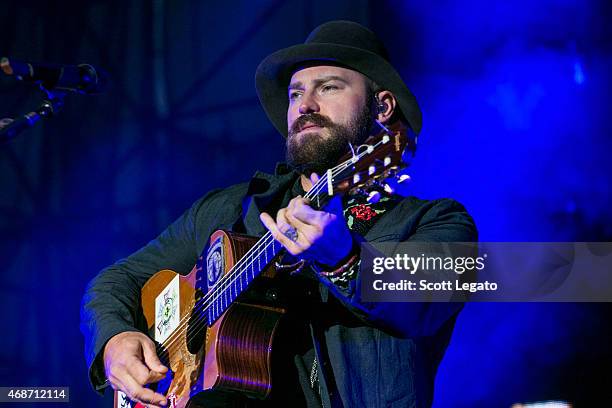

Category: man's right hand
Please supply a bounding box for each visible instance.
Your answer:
[103,331,168,408]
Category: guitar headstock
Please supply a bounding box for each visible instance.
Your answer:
[306,120,416,206]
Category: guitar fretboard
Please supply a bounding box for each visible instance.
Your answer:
[205,233,283,325]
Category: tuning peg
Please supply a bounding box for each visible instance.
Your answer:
[397,174,411,183]
[367,191,381,204]
[384,156,392,167]
[383,183,394,194]
[368,165,376,176]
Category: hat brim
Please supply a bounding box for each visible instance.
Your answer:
[255,42,422,138]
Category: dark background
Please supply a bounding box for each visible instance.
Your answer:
[1,0,611,407]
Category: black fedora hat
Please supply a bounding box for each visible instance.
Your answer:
[255,20,422,138]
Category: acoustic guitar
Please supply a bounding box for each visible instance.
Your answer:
[114,121,413,407]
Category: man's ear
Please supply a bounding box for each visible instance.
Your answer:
[375,90,397,124]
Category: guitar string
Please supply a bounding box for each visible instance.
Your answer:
[155,161,343,353]
[155,147,370,355]
[156,135,394,355]
[157,135,393,354]
[155,164,342,352]
[155,171,332,355]
[157,134,395,357]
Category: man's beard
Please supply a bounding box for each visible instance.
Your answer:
[286,103,373,176]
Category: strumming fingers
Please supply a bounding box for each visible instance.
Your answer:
[109,363,167,407]
[121,371,168,407]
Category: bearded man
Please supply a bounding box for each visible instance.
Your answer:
[81,20,477,408]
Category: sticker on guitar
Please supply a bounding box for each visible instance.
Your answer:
[206,235,224,289]
[116,390,177,408]
[116,391,133,408]
[155,275,180,343]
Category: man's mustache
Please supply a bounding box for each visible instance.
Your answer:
[289,114,335,136]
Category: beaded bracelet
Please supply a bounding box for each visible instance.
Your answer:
[314,253,360,278]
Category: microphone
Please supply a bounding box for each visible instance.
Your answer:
[0,57,108,94]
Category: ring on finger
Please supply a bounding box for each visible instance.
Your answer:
[283,226,299,242]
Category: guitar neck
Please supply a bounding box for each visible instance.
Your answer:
[205,232,283,324]
[204,122,408,325]
[205,175,331,325]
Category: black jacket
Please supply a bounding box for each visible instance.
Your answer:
[80,164,477,407]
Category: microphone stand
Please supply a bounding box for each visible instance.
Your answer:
[0,87,66,144]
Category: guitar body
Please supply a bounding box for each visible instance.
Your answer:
[114,230,287,408]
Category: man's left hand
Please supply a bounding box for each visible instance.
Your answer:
[260,194,354,267]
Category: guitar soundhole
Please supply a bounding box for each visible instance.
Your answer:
[186,288,206,354]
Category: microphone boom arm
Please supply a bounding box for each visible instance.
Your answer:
[0,89,66,144]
